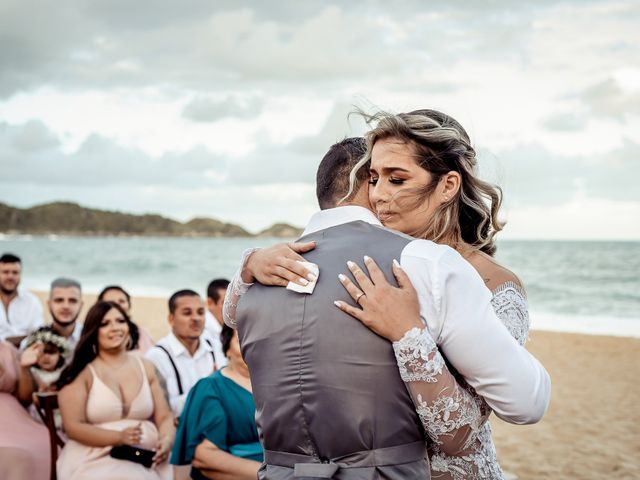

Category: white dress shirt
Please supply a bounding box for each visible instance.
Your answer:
[236,205,551,424]
[203,310,228,369]
[145,332,216,416]
[0,288,44,340]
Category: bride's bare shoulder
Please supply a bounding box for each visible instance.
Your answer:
[466,251,525,294]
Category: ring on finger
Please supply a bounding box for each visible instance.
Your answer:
[355,292,365,305]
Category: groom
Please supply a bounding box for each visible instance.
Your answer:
[232,138,550,479]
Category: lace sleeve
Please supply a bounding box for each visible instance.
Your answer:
[393,327,487,456]
[222,248,259,328]
[490,282,530,346]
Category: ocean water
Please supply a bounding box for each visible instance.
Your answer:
[1,236,639,337]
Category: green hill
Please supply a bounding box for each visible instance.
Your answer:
[258,222,303,238]
[0,202,299,238]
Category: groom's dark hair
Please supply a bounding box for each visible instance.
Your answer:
[316,137,368,210]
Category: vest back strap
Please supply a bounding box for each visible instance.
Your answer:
[264,440,426,478]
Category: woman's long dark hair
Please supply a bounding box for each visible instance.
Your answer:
[56,301,139,390]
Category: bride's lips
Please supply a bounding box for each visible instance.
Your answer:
[377,211,396,223]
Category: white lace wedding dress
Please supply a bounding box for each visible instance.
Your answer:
[224,258,530,480]
[394,281,530,480]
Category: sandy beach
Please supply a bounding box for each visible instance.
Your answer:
[33,291,640,479]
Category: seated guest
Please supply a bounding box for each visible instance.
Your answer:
[20,277,84,355]
[171,325,262,480]
[204,279,229,369]
[56,301,174,480]
[0,253,44,342]
[22,327,70,432]
[146,290,216,416]
[23,326,71,391]
[0,341,50,480]
[98,285,155,354]
[46,277,84,351]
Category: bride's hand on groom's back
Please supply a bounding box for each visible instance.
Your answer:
[335,257,424,342]
[243,241,317,286]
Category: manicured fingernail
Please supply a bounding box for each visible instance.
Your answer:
[347,261,356,269]
[338,274,347,282]
[333,301,342,308]
[393,259,400,268]
[364,255,372,263]
[298,278,309,286]
[307,273,317,281]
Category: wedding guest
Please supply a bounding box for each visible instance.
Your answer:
[46,277,84,351]
[56,301,174,479]
[204,279,229,368]
[0,340,50,480]
[23,326,71,391]
[0,253,44,342]
[22,327,70,432]
[20,277,84,355]
[171,325,262,480]
[98,285,155,354]
[145,290,216,416]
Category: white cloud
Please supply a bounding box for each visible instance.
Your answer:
[501,196,640,240]
[0,0,639,238]
[182,95,264,122]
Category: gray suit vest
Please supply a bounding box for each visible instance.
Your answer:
[237,221,430,479]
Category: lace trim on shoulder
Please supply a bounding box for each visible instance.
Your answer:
[491,282,530,346]
[491,280,527,299]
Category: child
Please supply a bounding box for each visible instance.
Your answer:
[23,326,71,391]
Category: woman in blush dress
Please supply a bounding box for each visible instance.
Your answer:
[98,285,155,354]
[224,109,532,480]
[56,301,175,480]
[0,340,50,480]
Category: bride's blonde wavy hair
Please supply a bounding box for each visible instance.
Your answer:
[348,109,504,256]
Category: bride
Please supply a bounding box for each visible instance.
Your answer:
[225,109,537,479]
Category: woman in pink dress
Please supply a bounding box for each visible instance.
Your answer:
[0,340,50,480]
[98,285,156,354]
[56,301,175,480]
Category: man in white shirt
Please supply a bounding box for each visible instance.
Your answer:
[47,277,84,350]
[203,278,229,369]
[19,277,84,356]
[0,253,44,342]
[146,289,216,416]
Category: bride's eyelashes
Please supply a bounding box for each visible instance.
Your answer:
[368,176,406,185]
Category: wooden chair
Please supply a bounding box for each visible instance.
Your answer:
[34,392,65,480]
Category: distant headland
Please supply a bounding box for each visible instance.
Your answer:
[0,202,303,238]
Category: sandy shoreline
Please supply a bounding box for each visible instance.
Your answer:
[33,291,640,479]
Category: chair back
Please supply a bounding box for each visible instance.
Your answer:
[34,392,65,480]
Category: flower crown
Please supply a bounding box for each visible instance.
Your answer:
[24,328,72,359]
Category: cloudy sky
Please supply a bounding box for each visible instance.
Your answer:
[1,1,638,239]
